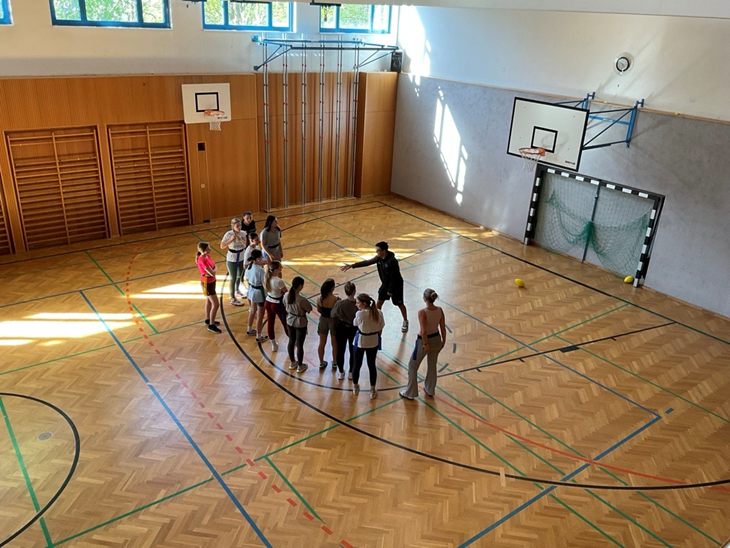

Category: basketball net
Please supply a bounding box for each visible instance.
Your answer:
[203,109,226,131]
[518,147,546,171]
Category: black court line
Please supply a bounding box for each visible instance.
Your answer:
[0,393,80,548]
[380,202,730,347]
[220,293,730,491]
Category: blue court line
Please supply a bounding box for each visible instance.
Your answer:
[666,408,674,414]
[401,279,660,419]
[79,290,271,547]
[459,415,662,547]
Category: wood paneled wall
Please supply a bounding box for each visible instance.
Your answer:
[0,71,397,254]
[355,72,398,197]
[0,74,259,253]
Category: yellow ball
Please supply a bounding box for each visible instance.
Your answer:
[515,278,525,287]
[624,275,634,284]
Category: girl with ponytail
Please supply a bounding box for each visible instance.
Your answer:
[263,261,288,352]
[244,249,267,341]
[352,293,385,399]
[284,276,312,373]
[400,288,446,400]
[195,242,221,334]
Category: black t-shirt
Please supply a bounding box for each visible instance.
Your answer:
[241,219,257,235]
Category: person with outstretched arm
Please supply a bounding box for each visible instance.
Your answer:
[340,241,409,332]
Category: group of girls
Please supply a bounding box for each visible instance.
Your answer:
[199,213,448,400]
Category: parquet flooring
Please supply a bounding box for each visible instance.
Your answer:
[0,195,729,547]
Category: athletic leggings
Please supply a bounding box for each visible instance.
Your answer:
[335,323,357,373]
[353,346,378,386]
[226,260,244,298]
[287,326,307,364]
[264,301,288,340]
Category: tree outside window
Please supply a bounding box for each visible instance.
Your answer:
[203,1,292,31]
[50,0,169,27]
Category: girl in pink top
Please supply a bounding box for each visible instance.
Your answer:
[196,242,221,334]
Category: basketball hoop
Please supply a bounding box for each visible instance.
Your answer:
[203,109,226,131]
[518,147,546,171]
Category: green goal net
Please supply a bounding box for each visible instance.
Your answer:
[534,173,653,277]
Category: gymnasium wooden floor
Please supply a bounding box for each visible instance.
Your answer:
[1,195,729,548]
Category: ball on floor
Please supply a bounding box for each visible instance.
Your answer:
[624,275,634,284]
[515,278,525,287]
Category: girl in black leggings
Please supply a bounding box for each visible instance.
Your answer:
[352,293,385,399]
[284,276,312,374]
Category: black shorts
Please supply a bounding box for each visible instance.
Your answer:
[201,281,217,296]
[378,283,404,306]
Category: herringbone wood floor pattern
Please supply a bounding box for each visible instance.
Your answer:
[0,196,728,547]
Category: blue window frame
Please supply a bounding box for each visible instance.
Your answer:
[203,1,292,32]
[1,0,11,25]
[49,0,170,28]
[320,4,391,34]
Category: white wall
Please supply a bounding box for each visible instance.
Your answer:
[0,0,396,76]
[397,6,730,121]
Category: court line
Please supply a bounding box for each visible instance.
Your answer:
[458,415,662,547]
[0,395,54,547]
[79,290,272,547]
[380,201,730,347]
[265,456,323,523]
[456,376,720,545]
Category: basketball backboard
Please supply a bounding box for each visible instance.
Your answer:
[181,83,232,124]
[507,98,588,171]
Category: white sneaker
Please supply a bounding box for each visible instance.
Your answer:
[288,361,298,370]
[370,387,377,400]
[271,340,278,352]
[337,371,345,380]
[401,320,409,332]
[353,384,360,396]
[348,371,352,380]
[297,363,308,374]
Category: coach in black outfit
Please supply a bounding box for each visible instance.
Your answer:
[341,241,409,332]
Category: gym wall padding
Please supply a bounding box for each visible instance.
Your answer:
[390,74,730,317]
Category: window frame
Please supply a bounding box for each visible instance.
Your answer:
[49,0,171,29]
[0,0,11,25]
[202,1,293,32]
[319,4,391,34]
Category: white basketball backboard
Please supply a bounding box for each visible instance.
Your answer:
[181,83,232,124]
[507,98,588,171]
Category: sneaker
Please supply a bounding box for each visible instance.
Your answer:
[297,363,308,374]
[424,391,435,398]
[352,384,360,396]
[204,319,221,326]
[399,390,414,400]
[401,320,409,332]
[288,361,298,370]
[256,335,269,343]
[370,387,377,400]
[230,298,244,306]
[271,340,278,352]
[348,371,352,380]
[332,362,338,370]
[337,370,345,380]
[207,325,222,334]
[319,361,328,370]
[246,328,256,336]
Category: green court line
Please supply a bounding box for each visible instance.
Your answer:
[0,344,116,378]
[0,396,54,547]
[555,334,729,424]
[458,376,718,545]
[265,456,323,522]
[52,477,215,546]
[54,397,400,546]
[192,232,227,259]
[528,303,630,345]
[421,399,624,547]
[0,260,93,281]
[84,250,159,335]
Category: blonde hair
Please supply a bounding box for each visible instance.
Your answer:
[356,293,380,322]
[423,288,438,304]
[264,261,282,292]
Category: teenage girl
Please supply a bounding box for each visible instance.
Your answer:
[352,293,385,399]
[241,210,257,237]
[243,233,264,265]
[260,215,284,261]
[332,281,358,380]
[400,289,447,400]
[284,276,312,374]
[196,242,221,334]
[316,278,339,370]
[244,249,267,342]
[264,260,289,352]
[219,217,246,307]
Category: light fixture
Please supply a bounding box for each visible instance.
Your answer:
[614,53,633,76]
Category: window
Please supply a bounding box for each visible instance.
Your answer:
[0,0,11,25]
[50,0,170,28]
[203,1,292,31]
[320,4,390,34]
